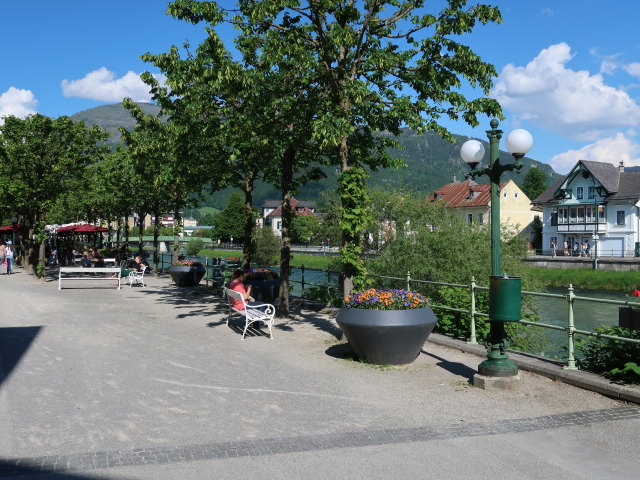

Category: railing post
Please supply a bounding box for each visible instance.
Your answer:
[563,283,578,370]
[467,276,478,345]
[205,256,209,288]
[406,271,411,291]
[301,264,305,301]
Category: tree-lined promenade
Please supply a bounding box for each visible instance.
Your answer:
[2,1,506,314]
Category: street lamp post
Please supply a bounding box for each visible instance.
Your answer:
[460,119,533,381]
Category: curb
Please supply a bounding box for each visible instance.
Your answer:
[428,333,640,404]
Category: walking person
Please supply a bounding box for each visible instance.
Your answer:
[0,241,6,274]
[586,241,591,257]
[5,241,14,274]
[551,241,557,257]
[563,240,569,256]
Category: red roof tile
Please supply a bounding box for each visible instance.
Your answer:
[431,180,507,208]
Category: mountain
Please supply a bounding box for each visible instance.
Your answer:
[71,102,161,145]
[71,103,560,208]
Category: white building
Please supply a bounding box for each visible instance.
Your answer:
[533,160,640,257]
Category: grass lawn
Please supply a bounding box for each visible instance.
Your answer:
[524,266,640,292]
[198,249,335,271]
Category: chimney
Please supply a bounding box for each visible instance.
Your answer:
[619,160,625,173]
[453,174,457,183]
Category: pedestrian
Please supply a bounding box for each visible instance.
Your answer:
[0,241,6,274]
[563,240,569,256]
[573,242,579,256]
[5,241,14,274]
[586,241,591,257]
[551,241,557,257]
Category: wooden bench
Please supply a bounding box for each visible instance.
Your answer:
[58,267,122,290]
[223,287,275,339]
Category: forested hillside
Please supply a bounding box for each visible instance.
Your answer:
[72,103,560,208]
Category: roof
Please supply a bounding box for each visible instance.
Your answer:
[264,197,318,218]
[533,160,640,204]
[430,180,508,208]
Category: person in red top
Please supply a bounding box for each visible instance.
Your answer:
[229,269,253,310]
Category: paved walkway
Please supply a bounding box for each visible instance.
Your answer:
[1,268,639,479]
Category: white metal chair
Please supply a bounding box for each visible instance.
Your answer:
[128,266,146,288]
[223,287,275,339]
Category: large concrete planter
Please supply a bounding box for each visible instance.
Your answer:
[336,306,438,365]
[244,277,280,303]
[168,265,206,287]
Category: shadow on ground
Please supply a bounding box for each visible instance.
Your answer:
[0,459,110,479]
[0,326,42,388]
[422,350,477,380]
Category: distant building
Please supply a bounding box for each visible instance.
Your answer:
[429,179,538,237]
[533,160,640,257]
[259,198,319,237]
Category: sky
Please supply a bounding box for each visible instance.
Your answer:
[2,1,640,174]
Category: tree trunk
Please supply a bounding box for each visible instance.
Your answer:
[137,213,145,256]
[241,172,256,270]
[338,133,354,297]
[152,212,160,274]
[278,147,296,317]
[172,209,181,263]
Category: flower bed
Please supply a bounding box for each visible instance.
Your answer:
[344,288,429,310]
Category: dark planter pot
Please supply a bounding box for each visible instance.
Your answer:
[244,277,280,303]
[336,306,438,365]
[619,306,640,330]
[168,265,206,287]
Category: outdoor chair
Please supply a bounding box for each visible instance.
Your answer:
[128,266,146,288]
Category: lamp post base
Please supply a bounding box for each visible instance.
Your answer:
[477,357,518,377]
[473,372,523,391]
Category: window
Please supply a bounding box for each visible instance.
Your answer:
[598,206,605,223]
[550,211,558,226]
[276,220,282,230]
[503,192,508,198]
[557,207,568,224]
[514,192,519,198]
[576,187,583,199]
[586,206,595,223]
[478,213,484,224]
[617,210,625,226]
[577,207,585,223]
[569,207,578,224]
[588,186,596,199]
[466,213,473,224]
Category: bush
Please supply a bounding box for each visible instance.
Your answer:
[577,325,640,383]
[254,227,279,265]
[186,238,204,256]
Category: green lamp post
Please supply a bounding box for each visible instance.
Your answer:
[460,119,533,378]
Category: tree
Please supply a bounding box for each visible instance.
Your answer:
[232,0,503,296]
[212,191,247,243]
[186,238,204,256]
[290,215,319,244]
[521,167,548,201]
[253,227,280,266]
[0,114,108,276]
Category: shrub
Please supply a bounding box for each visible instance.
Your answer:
[186,238,204,256]
[254,227,279,265]
[577,325,640,383]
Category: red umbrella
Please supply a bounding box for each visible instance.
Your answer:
[57,225,81,233]
[0,224,20,232]
[75,224,108,233]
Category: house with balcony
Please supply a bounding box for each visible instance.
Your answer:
[430,179,538,238]
[533,160,640,257]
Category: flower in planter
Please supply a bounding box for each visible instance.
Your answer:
[243,268,279,280]
[172,259,204,267]
[632,290,640,297]
[344,288,429,310]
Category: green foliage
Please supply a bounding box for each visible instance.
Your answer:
[577,325,640,384]
[212,192,247,243]
[290,215,319,244]
[144,225,174,236]
[520,167,549,200]
[191,229,212,238]
[253,227,280,266]
[186,238,204,256]
[524,267,640,292]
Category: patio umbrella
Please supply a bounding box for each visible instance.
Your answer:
[74,224,108,233]
[0,224,20,232]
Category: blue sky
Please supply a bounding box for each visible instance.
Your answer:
[2,1,640,174]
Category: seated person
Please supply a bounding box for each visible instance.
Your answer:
[229,269,264,312]
[80,252,92,267]
[118,255,147,277]
[93,255,106,268]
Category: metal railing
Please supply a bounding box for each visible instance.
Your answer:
[289,267,640,370]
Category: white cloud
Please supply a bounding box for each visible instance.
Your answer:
[492,43,640,141]
[549,133,640,173]
[0,87,38,122]
[624,62,640,78]
[61,67,164,102]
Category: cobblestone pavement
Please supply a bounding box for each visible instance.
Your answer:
[1,269,640,479]
[1,406,639,477]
